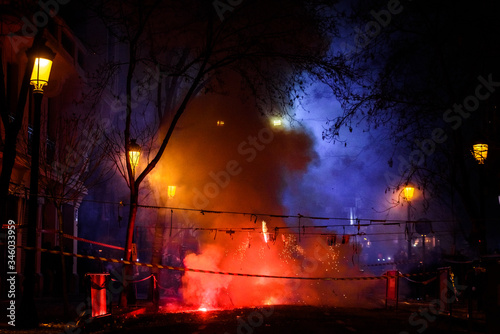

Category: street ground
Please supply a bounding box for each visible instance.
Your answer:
[0,299,489,334]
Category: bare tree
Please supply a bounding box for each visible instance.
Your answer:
[82,0,353,306]
[324,0,500,255]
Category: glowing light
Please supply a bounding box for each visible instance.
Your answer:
[403,186,414,202]
[167,185,176,199]
[472,143,488,164]
[198,307,208,312]
[262,220,268,243]
[129,139,141,170]
[273,119,282,126]
[217,120,225,126]
[30,49,54,92]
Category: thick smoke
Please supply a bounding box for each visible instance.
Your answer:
[144,79,386,310]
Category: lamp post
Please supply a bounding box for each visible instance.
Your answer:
[167,185,176,236]
[21,43,55,328]
[472,143,488,254]
[403,186,415,260]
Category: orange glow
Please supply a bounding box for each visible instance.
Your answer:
[262,220,268,243]
[167,185,176,199]
[217,120,225,126]
[472,143,488,164]
[403,186,414,202]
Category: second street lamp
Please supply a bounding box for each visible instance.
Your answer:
[472,142,488,254]
[472,143,488,164]
[129,139,141,177]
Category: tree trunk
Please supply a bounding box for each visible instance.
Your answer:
[150,208,166,310]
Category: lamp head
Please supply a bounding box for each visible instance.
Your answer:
[472,143,488,164]
[167,185,176,199]
[129,139,141,169]
[403,186,415,202]
[28,43,56,93]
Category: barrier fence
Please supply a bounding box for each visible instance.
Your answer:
[3,243,438,282]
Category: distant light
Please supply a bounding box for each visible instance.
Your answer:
[403,186,414,202]
[198,307,208,312]
[472,143,488,164]
[168,185,176,199]
[273,119,282,126]
[388,257,391,260]
[217,120,225,126]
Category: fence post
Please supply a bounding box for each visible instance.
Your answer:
[385,270,399,309]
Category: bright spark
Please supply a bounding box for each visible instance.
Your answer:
[262,220,268,243]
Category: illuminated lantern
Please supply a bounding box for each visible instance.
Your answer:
[128,139,141,171]
[167,185,176,199]
[472,143,488,164]
[29,44,55,93]
[403,186,414,202]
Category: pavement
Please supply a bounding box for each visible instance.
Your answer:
[0,297,489,334]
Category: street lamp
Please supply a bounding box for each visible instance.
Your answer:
[167,185,176,199]
[403,185,415,260]
[472,143,488,164]
[129,139,141,176]
[23,42,55,327]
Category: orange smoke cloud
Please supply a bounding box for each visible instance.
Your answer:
[143,77,382,310]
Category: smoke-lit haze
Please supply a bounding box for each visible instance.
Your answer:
[141,80,394,310]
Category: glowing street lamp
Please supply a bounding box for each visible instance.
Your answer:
[403,186,415,202]
[472,143,488,164]
[167,185,176,199]
[29,44,56,93]
[129,139,141,175]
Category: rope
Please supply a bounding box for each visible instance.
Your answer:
[402,275,438,285]
[4,243,404,281]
